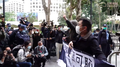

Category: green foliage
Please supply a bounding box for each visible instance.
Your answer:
[4,12,15,21]
[0,6,2,9]
[27,13,38,23]
[22,13,38,23]
[58,11,67,26]
[100,0,120,15]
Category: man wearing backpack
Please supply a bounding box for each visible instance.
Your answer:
[69,18,106,60]
[34,41,48,67]
[98,24,113,58]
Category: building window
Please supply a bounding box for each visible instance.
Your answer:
[39,6,41,8]
[33,6,35,8]
[33,9,35,11]
[39,9,41,11]
[36,2,38,4]
[33,2,35,4]
[36,6,38,8]
[30,0,32,1]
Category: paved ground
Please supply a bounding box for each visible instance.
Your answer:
[45,49,120,67]
[45,56,60,67]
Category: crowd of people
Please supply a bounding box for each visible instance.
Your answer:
[0,14,115,67]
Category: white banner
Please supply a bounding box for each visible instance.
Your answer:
[58,42,95,67]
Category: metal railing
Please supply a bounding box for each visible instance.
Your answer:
[108,51,120,67]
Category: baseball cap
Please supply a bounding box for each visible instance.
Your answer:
[103,24,107,27]
[20,25,26,30]
[7,23,11,27]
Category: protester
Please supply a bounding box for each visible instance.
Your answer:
[69,18,107,60]
[55,25,65,60]
[63,15,78,42]
[28,28,33,48]
[34,41,48,67]
[17,41,32,67]
[0,47,19,67]
[32,29,43,49]
[98,24,113,58]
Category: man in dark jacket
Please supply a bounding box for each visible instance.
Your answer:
[8,24,22,49]
[94,28,100,39]
[63,15,78,42]
[98,24,113,58]
[5,23,13,34]
[55,25,65,60]
[69,18,106,60]
[15,25,30,45]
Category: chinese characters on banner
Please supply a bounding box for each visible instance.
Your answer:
[62,42,95,67]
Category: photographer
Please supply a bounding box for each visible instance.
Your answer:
[0,47,19,67]
[34,41,48,67]
[0,23,6,50]
[0,15,5,28]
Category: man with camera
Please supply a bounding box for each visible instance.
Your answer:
[0,47,19,67]
[0,15,5,28]
[0,23,6,50]
[34,41,48,67]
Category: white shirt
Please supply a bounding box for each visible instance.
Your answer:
[17,47,30,62]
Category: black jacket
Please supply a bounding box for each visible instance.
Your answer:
[33,34,43,49]
[66,20,78,42]
[55,30,64,43]
[73,35,106,60]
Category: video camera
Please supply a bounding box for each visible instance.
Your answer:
[116,32,120,36]
[7,50,12,54]
[19,18,25,24]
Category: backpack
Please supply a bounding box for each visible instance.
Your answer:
[12,45,25,58]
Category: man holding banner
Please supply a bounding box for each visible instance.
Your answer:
[69,18,106,60]
[58,18,114,67]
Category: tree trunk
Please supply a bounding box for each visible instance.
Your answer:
[99,13,101,29]
[68,7,73,20]
[68,0,75,20]
[42,0,51,26]
[76,0,82,21]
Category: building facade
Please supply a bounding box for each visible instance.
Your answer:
[0,0,66,25]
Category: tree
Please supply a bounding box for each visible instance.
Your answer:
[0,6,2,9]
[42,0,51,25]
[5,12,15,21]
[27,13,38,23]
[58,11,67,26]
[76,0,82,21]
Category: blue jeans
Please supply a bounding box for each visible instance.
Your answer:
[17,62,32,67]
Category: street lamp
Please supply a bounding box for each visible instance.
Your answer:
[3,0,5,18]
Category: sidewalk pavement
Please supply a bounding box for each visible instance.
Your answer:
[45,56,60,67]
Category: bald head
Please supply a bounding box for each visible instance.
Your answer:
[6,47,11,51]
